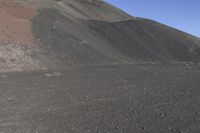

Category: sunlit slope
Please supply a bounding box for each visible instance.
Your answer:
[0,0,200,71]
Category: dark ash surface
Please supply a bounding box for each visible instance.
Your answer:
[0,64,200,133]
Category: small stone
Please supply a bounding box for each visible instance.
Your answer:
[44,72,62,77]
[142,126,146,130]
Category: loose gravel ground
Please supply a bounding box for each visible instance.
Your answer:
[0,64,200,133]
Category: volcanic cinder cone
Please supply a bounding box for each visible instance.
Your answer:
[1,1,200,133]
[0,0,200,72]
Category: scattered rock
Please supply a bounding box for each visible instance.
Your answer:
[44,72,63,77]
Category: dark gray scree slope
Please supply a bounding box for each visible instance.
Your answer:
[30,0,200,69]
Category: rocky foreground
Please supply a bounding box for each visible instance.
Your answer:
[0,64,200,133]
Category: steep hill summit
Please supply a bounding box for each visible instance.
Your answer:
[0,0,200,72]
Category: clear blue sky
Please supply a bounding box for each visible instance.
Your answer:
[105,0,200,37]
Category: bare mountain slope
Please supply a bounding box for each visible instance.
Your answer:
[0,0,200,72]
[22,0,133,21]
